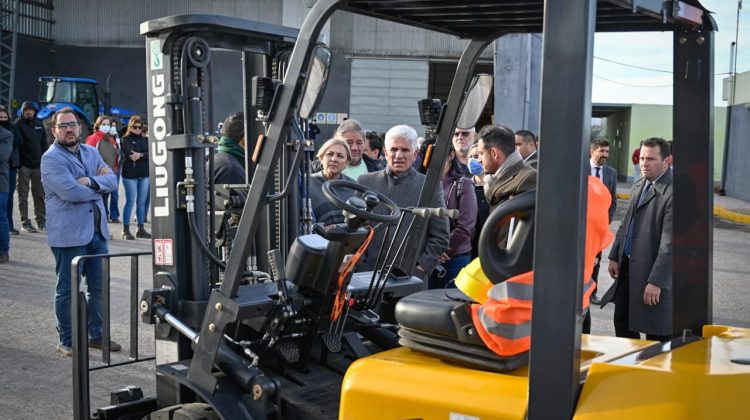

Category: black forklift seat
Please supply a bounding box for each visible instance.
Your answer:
[395,288,528,372]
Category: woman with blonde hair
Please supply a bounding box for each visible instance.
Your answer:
[120,116,150,239]
[309,138,355,225]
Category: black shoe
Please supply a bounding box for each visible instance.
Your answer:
[136,227,151,239]
[0,253,8,263]
[37,224,46,232]
[9,228,19,235]
[22,224,37,233]
[121,227,135,240]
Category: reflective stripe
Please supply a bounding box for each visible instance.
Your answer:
[487,281,534,302]
[478,307,532,340]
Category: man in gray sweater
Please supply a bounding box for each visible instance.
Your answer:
[358,124,450,279]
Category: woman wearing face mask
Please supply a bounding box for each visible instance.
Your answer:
[309,138,355,226]
[468,144,490,260]
[428,142,477,289]
[0,107,21,236]
[86,116,121,224]
[120,116,150,240]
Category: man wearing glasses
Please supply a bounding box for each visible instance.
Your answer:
[452,127,476,175]
[40,107,120,357]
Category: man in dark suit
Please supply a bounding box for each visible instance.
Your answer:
[514,129,538,169]
[582,138,618,332]
[603,137,673,342]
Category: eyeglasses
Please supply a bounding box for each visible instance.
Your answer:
[132,125,143,130]
[454,131,471,137]
[55,122,79,129]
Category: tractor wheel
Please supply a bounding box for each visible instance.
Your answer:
[148,403,220,420]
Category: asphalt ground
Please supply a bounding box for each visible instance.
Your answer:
[1,195,749,419]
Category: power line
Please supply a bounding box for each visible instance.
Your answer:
[593,75,672,88]
[594,56,671,73]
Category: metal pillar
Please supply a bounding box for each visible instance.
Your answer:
[672,28,714,335]
[0,0,20,110]
[528,0,596,418]
[401,38,492,274]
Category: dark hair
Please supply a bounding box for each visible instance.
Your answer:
[640,137,671,160]
[366,131,383,153]
[477,125,516,157]
[221,112,245,142]
[515,129,537,145]
[52,107,79,124]
[590,137,610,151]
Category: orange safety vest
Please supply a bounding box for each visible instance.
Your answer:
[465,176,614,357]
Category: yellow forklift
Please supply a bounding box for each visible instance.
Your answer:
[73,1,749,419]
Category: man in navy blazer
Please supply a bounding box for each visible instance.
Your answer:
[41,108,120,357]
[582,138,618,332]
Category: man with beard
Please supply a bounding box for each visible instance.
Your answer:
[14,101,48,232]
[41,108,120,356]
[583,138,617,327]
[452,126,476,175]
[358,124,450,279]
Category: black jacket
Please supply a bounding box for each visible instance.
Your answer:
[14,117,47,169]
[121,134,150,179]
[212,152,245,185]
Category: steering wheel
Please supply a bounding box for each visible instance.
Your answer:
[478,189,536,283]
[322,179,401,224]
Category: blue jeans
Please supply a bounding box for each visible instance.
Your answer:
[52,232,108,347]
[429,253,472,289]
[6,167,16,228]
[105,173,120,220]
[0,192,8,253]
[122,176,149,225]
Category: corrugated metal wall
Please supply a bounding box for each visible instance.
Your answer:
[330,10,494,60]
[1,0,54,40]
[52,0,284,47]
[349,57,428,135]
[724,104,750,202]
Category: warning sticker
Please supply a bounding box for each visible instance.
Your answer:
[163,239,174,265]
[154,239,164,265]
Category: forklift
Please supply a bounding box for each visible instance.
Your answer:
[76,1,749,419]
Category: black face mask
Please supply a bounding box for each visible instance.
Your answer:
[0,120,10,129]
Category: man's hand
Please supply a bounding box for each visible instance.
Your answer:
[608,260,619,279]
[438,252,450,264]
[76,177,89,186]
[643,283,661,306]
[97,165,110,176]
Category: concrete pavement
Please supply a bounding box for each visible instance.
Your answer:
[616,182,750,225]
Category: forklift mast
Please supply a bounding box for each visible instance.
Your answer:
[141,14,298,393]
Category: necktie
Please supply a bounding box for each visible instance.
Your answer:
[595,166,601,179]
[623,182,653,257]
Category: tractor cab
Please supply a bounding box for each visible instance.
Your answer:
[36,76,99,125]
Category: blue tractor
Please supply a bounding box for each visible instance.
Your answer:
[24,76,136,137]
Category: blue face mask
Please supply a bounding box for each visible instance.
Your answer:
[468,157,484,176]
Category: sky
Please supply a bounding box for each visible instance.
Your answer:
[592,0,747,105]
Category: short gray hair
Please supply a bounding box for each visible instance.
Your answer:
[384,124,418,151]
[335,119,366,140]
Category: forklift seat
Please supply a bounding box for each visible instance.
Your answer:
[395,288,528,372]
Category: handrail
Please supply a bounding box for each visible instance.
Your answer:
[71,251,152,420]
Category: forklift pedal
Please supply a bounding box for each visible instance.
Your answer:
[320,332,342,353]
[343,331,370,359]
[275,341,300,364]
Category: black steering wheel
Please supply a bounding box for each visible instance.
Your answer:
[322,179,401,224]
[478,189,536,283]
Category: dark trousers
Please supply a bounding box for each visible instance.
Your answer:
[613,258,671,342]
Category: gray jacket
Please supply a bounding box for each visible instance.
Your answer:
[358,166,450,277]
[605,170,673,336]
[0,126,12,193]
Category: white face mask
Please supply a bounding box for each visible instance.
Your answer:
[99,125,111,134]
[108,126,118,136]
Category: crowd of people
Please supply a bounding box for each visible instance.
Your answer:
[0,103,674,356]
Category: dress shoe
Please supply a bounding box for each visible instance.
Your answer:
[88,339,122,352]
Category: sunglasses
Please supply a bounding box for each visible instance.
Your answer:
[132,125,143,129]
[454,131,471,137]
